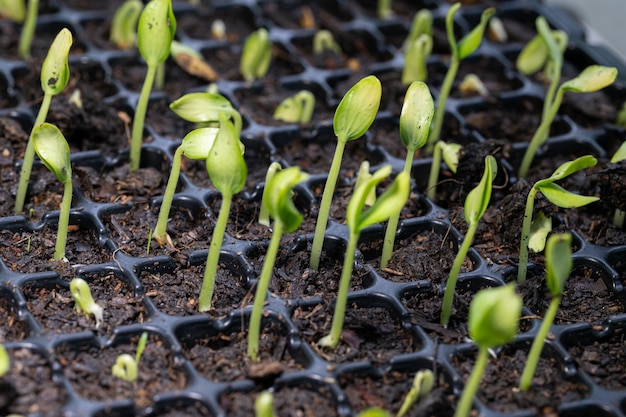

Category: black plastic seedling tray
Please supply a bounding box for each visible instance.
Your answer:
[0,1,625,416]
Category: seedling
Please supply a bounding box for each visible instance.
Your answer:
[402,9,432,51]
[440,155,497,328]
[517,155,599,284]
[170,40,218,82]
[0,343,9,377]
[426,3,494,152]
[401,10,433,84]
[129,0,176,171]
[455,284,522,417]
[426,140,461,201]
[313,29,341,55]
[153,127,219,247]
[14,28,72,214]
[255,391,275,417]
[32,123,73,261]
[309,75,382,270]
[258,162,282,227]
[273,90,315,124]
[519,233,572,391]
[169,91,242,134]
[609,141,626,227]
[70,277,104,328]
[248,167,309,361]
[198,114,247,313]
[397,369,435,417]
[377,0,392,19]
[318,166,410,349]
[109,0,143,49]
[381,81,434,269]
[0,0,25,23]
[111,331,148,382]
[240,28,271,83]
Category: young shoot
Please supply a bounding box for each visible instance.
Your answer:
[0,343,9,377]
[610,142,626,226]
[519,233,572,391]
[318,166,410,349]
[169,91,242,135]
[248,167,309,361]
[397,369,435,417]
[377,0,392,19]
[240,28,271,83]
[254,391,275,417]
[70,278,104,328]
[129,0,176,171]
[153,126,219,247]
[455,284,522,417]
[273,90,315,124]
[259,162,283,227]
[381,81,434,269]
[426,3,495,152]
[401,9,433,84]
[517,62,617,178]
[111,331,149,382]
[0,0,26,23]
[313,29,341,55]
[170,40,218,82]
[441,155,497,328]
[15,28,72,214]
[309,75,382,271]
[517,155,599,284]
[18,0,38,59]
[426,140,461,201]
[32,123,73,261]
[109,0,143,49]
[198,114,247,313]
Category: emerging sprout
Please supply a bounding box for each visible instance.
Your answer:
[109,0,143,49]
[198,114,247,313]
[0,0,26,23]
[0,343,9,377]
[427,3,494,152]
[519,233,572,391]
[248,167,309,361]
[517,155,599,284]
[318,166,410,349]
[487,16,507,43]
[111,332,149,382]
[426,140,461,201]
[129,0,176,171]
[153,127,219,247]
[458,73,488,96]
[273,90,315,124]
[169,92,242,134]
[397,369,435,417]
[240,28,271,83]
[381,81,434,269]
[32,123,73,261]
[313,29,342,55]
[70,278,104,328]
[254,391,275,417]
[170,40,218,82]
[401,9,433,84]
[402,9,433,51]
[440,155,497,328]
[456,284,522,417]
[309,75,382,271]
[15,28,72,214]
[211,19,226,40]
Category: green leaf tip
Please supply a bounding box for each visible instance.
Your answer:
[41,28,73,95]
[469,284,521,349]
[137,0,176,66]
[545,232,572,297]
[32,123,71,184]
[464,155,497,225]
[334,75,382,142]
[400,81,434,151]
[264,166,309,233]
[457,6,495,59]
[170,92,235,123]
[561,65,618,93]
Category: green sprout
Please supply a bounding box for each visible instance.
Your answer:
[318,166,410,349]
[70,277,104,328]
[111,331,149,382]
[517,155,599,284]
[519,233,572,391]
[169,92,242,135]
[273,90,315,124]
[610,142,626,226]
[455,284,522,417]
[170,40,218,82]
[198,114,247,313]
[377,0,392,19]
[381,81,434,269]
[258,162,282,227]
[358,409,390,417]
[109,0,143,49]
[255,390,275,417]
[129,0,176,171]
[240,28,271,83]
[441,155,497,328]
[354,161,376,207]
[0,0,25,23]
[18,0,38,59]
[0,343,9,378]
[14,28,72,214]
[248,167,309,361]
[153,127,219,247]
[427,3,494,152]
[309,75,382,271]
[426,140,461,201]
[396,369,435,417]
[32,123,73,261]
[313,29,341,55]
[401,10,433,85]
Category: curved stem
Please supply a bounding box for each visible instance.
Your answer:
[318,230,358,349]
[519,295,560,390]
[130,64,157,171]
[248,220,284,361]
[441,221,477,327]
[517,186,538,284]
[198,192,233,312]
[454,346,488,417]
[427,56,459,153]
[15,92,52,213]
[18,0,38,59]
[310,138,346,270]
[153,146,184,244]
[54,177,72,260]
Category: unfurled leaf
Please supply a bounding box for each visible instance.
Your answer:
[469,284,521,349]
[546,155,597,182]
[206,114,247,196]
[528,211,552,253]
[611,141,626,163]
[334,75,382,142]
[32,123,71,184]
[41,28,73,95]
[137,0,176,66]
[400,81,434,151]
[561,65,618,93]
[464,155,497,225]
[457,7,495,59]
[536,182,599,208]
[545,232,572,297]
